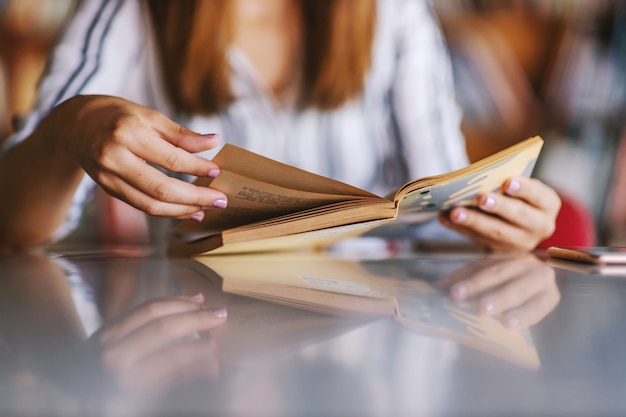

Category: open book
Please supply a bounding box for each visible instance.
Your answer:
[191,252,541,369]
[169,136,543,256]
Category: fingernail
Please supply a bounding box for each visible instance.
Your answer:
[507,179,521,193]
[212,308,227,319]
[202,133,218,138]
[452,209,467,223]
[208,168,220,178]
[480,299,495,314]
[480,195,495,209]
[213,199,227,209]
[451,283,467,300]
[191,211,205,222]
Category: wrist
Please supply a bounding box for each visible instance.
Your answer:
[38,96,91,174]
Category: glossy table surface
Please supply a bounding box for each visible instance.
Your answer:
[1,241,625,417]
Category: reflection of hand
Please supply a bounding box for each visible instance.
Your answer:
[91,292,227,394]
[438,255,560,329]
[48,95,228,221]
[440,177,561,251]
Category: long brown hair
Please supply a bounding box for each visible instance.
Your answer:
[146,0,376,115]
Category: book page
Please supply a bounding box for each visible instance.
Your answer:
[174,144,387,236]
[211,144,380,197]
[176,170,382,235]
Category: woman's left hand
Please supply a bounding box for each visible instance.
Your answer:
[440,177,561,251]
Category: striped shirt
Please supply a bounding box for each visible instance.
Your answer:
[1,0,468,242]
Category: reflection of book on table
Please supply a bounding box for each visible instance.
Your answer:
[193,252,540,369]
[176,258,371,365]
[169,136,544,256]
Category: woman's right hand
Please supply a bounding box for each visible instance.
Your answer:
[47,95,228,221]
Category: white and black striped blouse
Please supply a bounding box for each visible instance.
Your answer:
[1,0,468,242]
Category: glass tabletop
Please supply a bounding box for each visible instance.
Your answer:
[0,244,624,417]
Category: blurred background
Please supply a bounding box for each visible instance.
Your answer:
[0,0,625,246]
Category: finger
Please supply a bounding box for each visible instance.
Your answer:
[441,177,561,251]
[165,129,221,154]
[440,208,535,251]
[98,294,205,345]
[448,258,532,300]
[118,337,220,393]
[130,132,222,178]
[100,308,227,373]
[500,285,561,329]
[503,177,561,215]
[477,192,540,230]
[476,262,556,316]
[148,112,221,154]
[438,265,478,291]
[85,128,228,215]
[475,273,545,316]
[93,113,221,180]
[440,253,539,291]
[98,164,228,218]
[474,191,556,246]
[438,257,502,291]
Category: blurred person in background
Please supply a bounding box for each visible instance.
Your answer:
[0,0,560,253]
